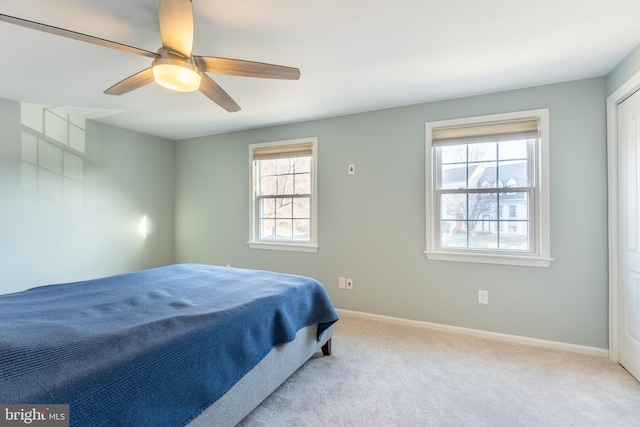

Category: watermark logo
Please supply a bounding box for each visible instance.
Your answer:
[0,405,68,427]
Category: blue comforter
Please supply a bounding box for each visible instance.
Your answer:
[0,264,338,426]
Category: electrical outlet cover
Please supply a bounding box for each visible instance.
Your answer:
[478,290,489,304]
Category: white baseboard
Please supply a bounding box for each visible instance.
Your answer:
[336,308,609,358]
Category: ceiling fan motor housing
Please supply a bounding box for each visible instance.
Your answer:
[152,48,202,92]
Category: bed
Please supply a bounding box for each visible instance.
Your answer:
[0,263,338,426]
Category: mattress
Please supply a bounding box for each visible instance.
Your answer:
[189,323,333,427]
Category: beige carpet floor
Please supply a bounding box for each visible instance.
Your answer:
[238,313,640,427]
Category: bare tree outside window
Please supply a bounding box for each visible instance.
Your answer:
[257,157,311,242]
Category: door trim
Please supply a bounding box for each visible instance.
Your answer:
[607,69,640,362]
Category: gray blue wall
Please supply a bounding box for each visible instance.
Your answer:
[0,99,175,294]
[175,77,609,349]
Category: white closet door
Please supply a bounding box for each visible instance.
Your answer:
[618,87,640,381]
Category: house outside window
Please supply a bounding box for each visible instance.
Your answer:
[249,137,318,253]
[425,109,552,267]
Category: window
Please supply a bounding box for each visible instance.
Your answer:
[425,110,552,267]
[249,137,318,252]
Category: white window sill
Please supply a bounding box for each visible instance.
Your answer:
[425,250,553,267]
[248,241,319,253]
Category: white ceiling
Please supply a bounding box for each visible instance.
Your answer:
[1,0,640,141]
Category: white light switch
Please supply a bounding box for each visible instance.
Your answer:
[348,164,355,175]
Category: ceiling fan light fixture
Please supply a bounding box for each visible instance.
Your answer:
[152,56,201,92]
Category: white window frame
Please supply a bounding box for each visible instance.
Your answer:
[425,109,552,267]
[248,137,318,253]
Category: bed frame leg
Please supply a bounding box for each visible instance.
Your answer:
[321,338,332,356]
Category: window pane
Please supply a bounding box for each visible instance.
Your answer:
[498,140,527,160]
[469,193,496,222]
[276,159,293,175]
[276,198,292,218]
[295,172,311,194]
[469,193,497,248]
[469,225,497,248]
[469,162,497,189]
[499,192,528,220]
[499,160,528,187]
[260,219,276,239]
[276,220,293,239]
[440,145,466,164]
[261,159,277,175]
[278,174,294,194]
[440,221,467,248]
[441,193,467,220]
[293,197,310,218]
[499,221,529,250]
[469,142,496,162]
[276,157,311,175]
[477,218,497,234]
[441,164,468,190]
[259,175,277,196]
[293,157,311,173]
[293,219,310,241]
[260,198,276,218]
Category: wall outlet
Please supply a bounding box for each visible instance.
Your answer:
[478,290,489,304]
[339,277,346,289]
[346,278,353,290]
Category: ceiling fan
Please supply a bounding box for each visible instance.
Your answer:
[0,0,300,112]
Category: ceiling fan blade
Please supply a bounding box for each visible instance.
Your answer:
[194,56,301,80]
[199,74,241,112]
[159,0,194,58]
[104,68,155,95]
[0,13,157,59]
